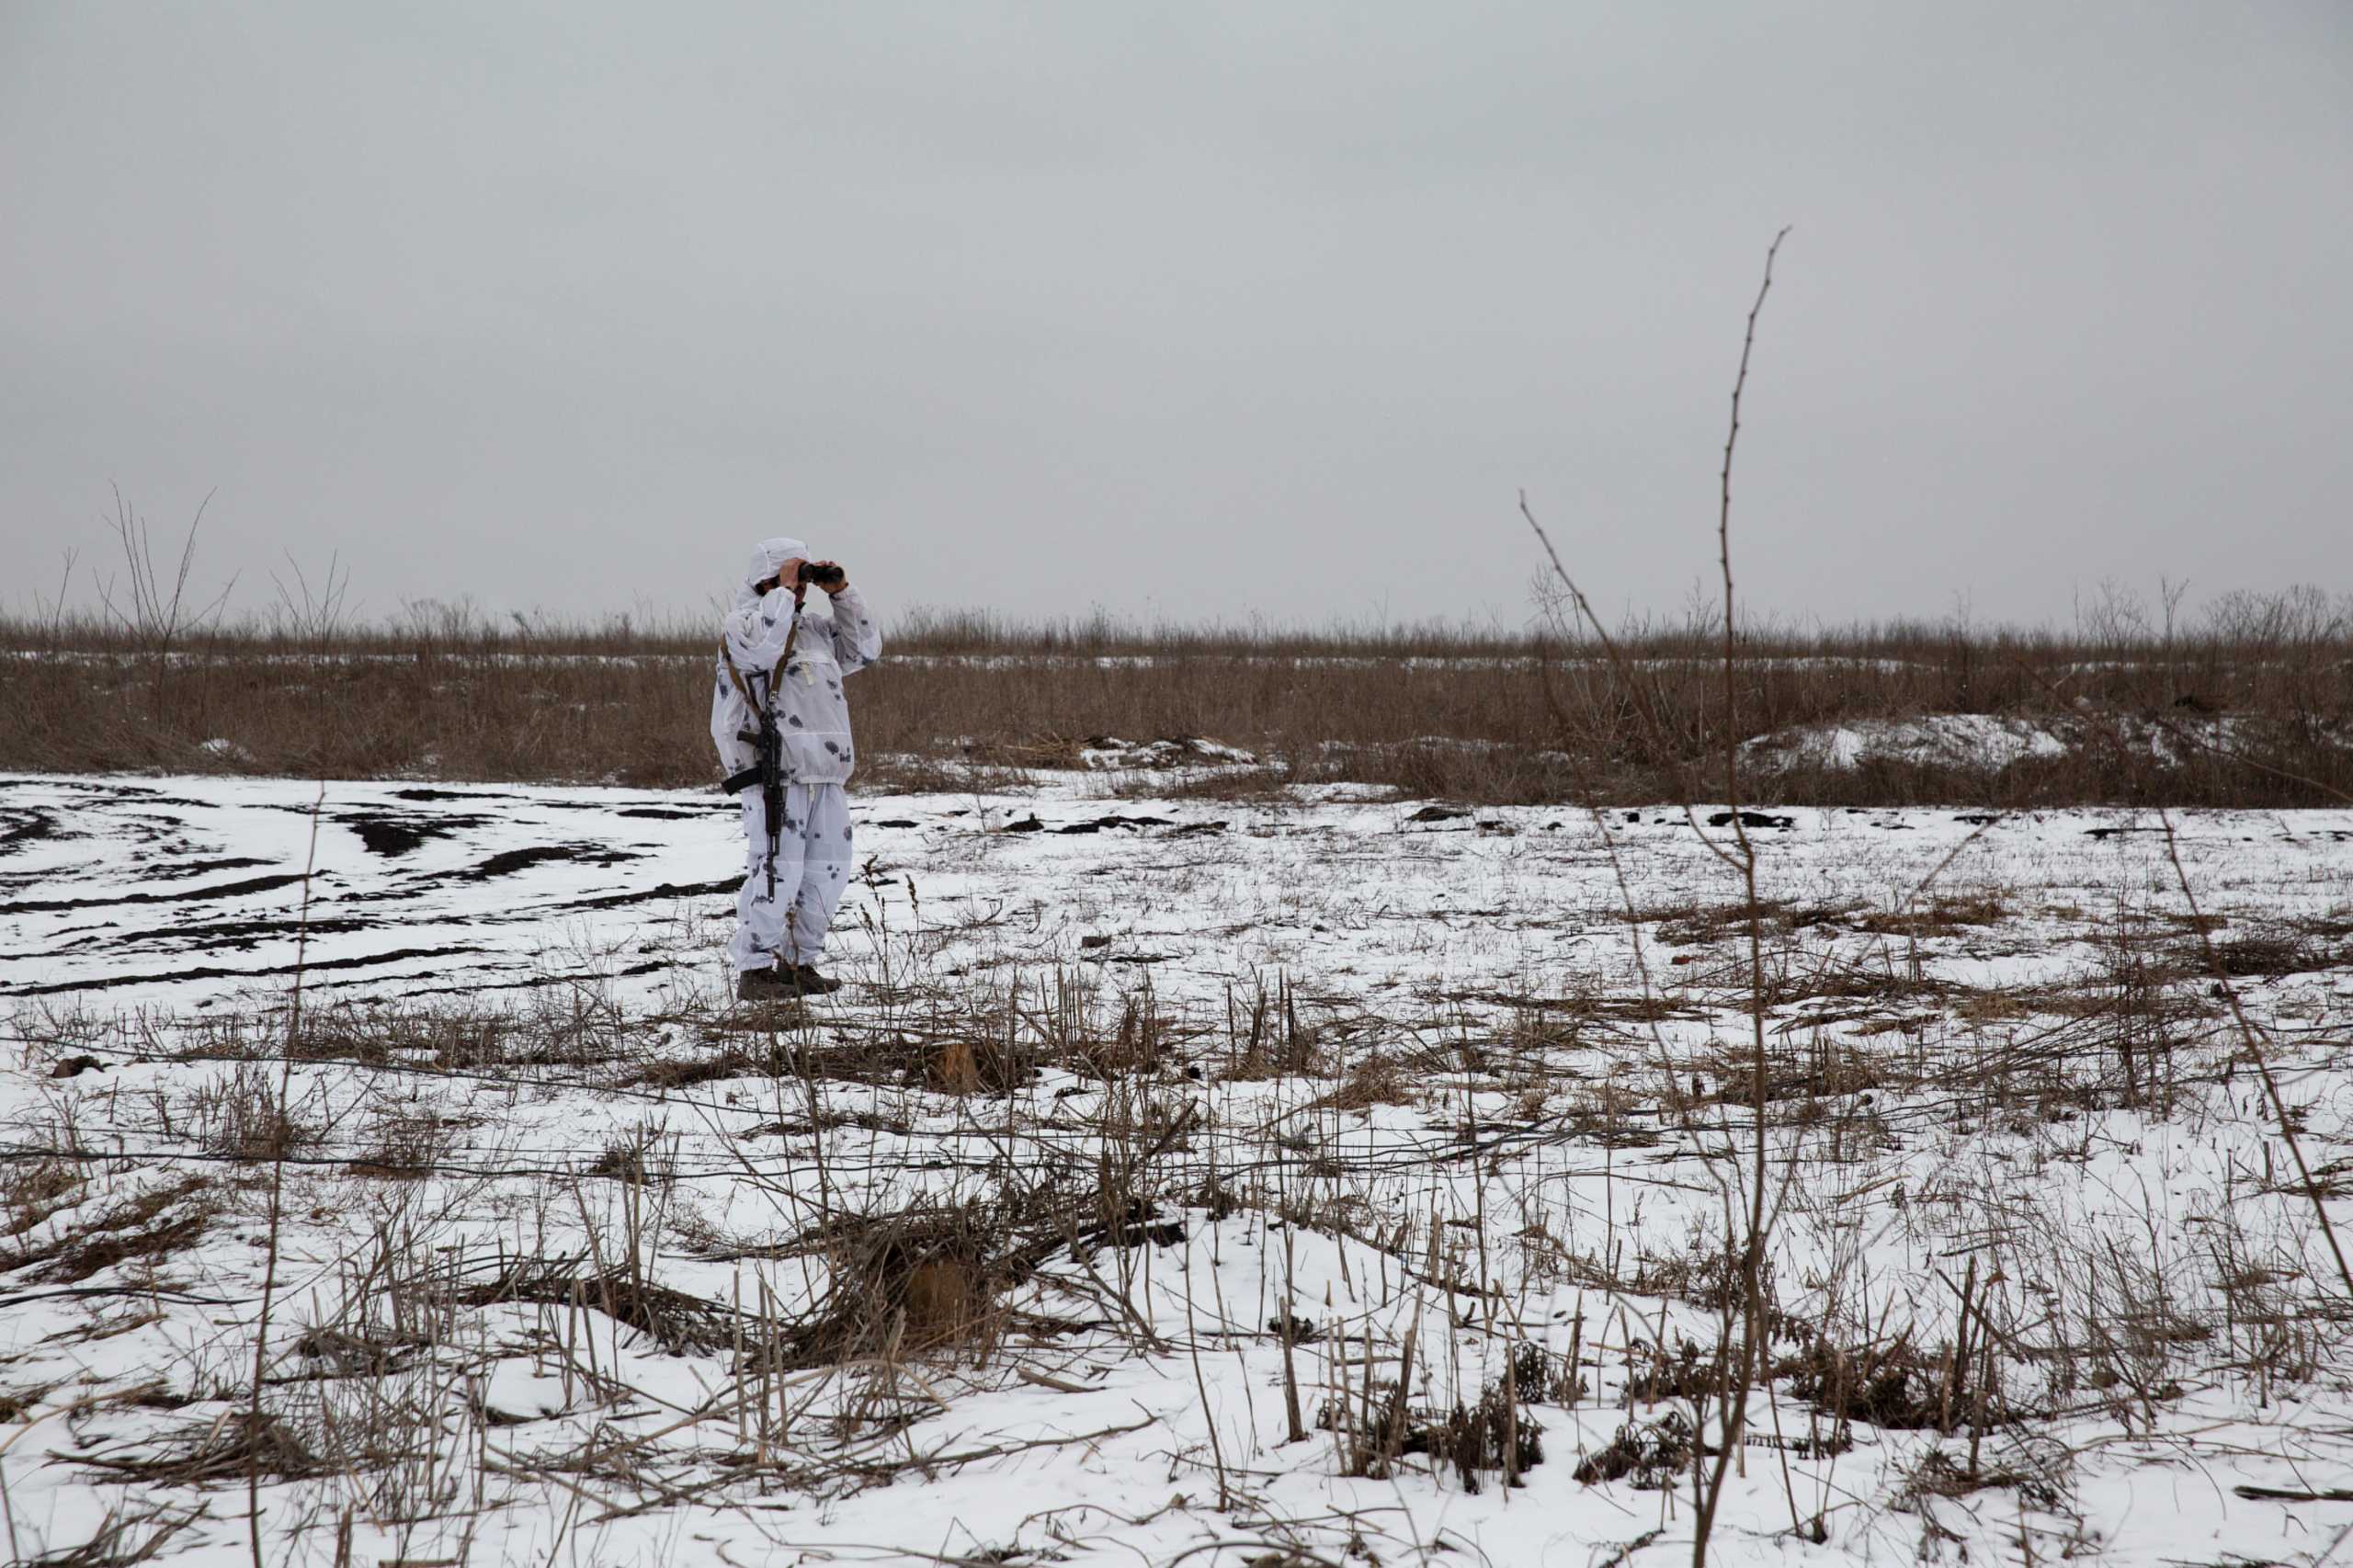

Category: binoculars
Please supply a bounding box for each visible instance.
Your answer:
[756,562,846,594]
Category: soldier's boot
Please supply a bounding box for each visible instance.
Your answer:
[790,964,844,995]
[736,964,800,1002]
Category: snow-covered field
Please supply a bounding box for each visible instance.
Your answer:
[3,771,2351,1567]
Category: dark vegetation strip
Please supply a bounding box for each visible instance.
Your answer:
[0,872,313,916]
[0,944,484,996]
[2,591,2347,806]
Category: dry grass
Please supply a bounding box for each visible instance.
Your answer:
[4,585,2350,805]
[1,1173,217,1285]
[1307,1056,1419,1112]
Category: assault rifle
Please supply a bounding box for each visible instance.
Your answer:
[719,582,806,899]
[722,697,786,897]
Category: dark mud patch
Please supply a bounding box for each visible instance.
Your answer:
[146,856,275,882]
[462,845,642,881]
[1056,813,1176,835]
[348,819,434,857]
[0,809,62,855]
[615,806,715,821]
[1165,820,1227,838]
[329,883,436,905]
[106,915,376,954]
[339,812,478,858]
[0,944,485,997]
[392,787,529,802]
[0,872,313,917]
[384,958,673,1000]
[555,877,742,912]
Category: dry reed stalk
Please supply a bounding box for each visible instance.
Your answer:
[246,783,324,1568]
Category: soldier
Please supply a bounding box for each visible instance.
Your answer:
[710,537,882,998]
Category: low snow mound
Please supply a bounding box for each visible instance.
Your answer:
[1742,714,2069,772]
[1079,735,1257,769]
[1743,710,2353,773]
[940,733,1259,770]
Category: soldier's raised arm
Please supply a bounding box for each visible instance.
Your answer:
[812,566,881,676]
[725,582,799,671]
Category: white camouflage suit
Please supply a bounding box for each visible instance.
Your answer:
[710,538,883,975]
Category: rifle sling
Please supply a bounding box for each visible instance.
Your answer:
[770,585,806,686]
[718,585,809,710]
[717,641,757,709]
[719,584,811,802]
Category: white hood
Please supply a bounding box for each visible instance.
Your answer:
[733,537,811,611]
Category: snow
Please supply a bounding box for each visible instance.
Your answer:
[2,771,2351,1566]
[1742,713,2073,772]
[1077,735,1260,769]
[1738,710,2351,772]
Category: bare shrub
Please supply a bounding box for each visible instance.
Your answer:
[187,1063,319,1163]
[786,1200,1029,1364]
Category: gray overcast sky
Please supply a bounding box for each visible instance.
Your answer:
[4,2,2347,631]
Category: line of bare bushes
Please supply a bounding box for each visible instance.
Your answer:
[5,510,2349,805]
